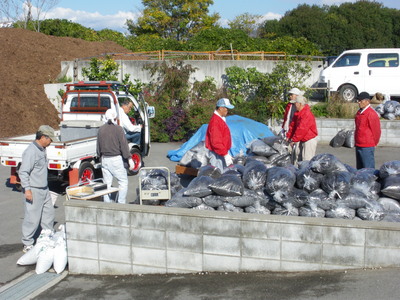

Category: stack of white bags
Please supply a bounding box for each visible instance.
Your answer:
[17,225,68,274]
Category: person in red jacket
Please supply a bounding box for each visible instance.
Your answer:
[205,98,234,171]
[282,87,304,135]
[354,92,381,169]
[286,95,318,165]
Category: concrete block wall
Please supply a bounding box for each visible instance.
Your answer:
[271,118,400,146]
[65,200,400,275]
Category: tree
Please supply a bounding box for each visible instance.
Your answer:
[228,13,263,37]
[126,0,220,41]
[0,0,60,32]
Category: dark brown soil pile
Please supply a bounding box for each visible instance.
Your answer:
[0,28,130,138]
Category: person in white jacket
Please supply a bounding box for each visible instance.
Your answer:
[119,100,142,145]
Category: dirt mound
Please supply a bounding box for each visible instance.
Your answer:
[0,28,130,138]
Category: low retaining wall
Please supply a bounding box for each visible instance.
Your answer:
[271,118,400,146]
[65,200,400,275]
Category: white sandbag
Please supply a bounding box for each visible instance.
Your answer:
[53,237,68,274]
[17,244,40,265]
[36,244,55,274]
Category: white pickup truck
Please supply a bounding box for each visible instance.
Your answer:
[0,81,155,191]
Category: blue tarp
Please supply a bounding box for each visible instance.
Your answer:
[167,115,275,162]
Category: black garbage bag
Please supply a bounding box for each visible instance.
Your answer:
[271,153,292,167]
[165,188,203,208]
[226,189,258,207]
[384,100,399,113]
[198,165,222,179]
[345,164,357,174]
[243,160,267,190]
[308,189,336,211]
[223,168,243,179]
[325,205,356,219]
[249,139,278,157]
[309,153,348,175]
[265,166,296,195]
[336,188,373,209]
[382,213,400,222]
[375,104,384,115]
[377,197,400,213]
[396,105,400,117]
[383,112,396,120]
[379,161,400,179]
[271,140,290,155]
[170,173,183,195]
[299,204,325,218]
[356,201,385,221]
[140,168,169,190]
[343,130,355,148]
[246,155,270,165]
[272,203,299,216]
[380,174,400,200]
[183,176,214,197]
[245,201,271,214]
[217,202,244,212]
[296,163,324,192]
[262,136,282,146]
[277,188,308,208]
[209,174,244,197]
[329,129,347,148]
[233,152,247,166]
[203,194,226,208]
[321,171,352,199]
[192,203,215,211]
[351,168,380,197]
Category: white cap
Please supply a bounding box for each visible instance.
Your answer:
[288,88,304,96]
[105,109,117,124]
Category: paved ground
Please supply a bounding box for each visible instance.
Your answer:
[1,142,400,299]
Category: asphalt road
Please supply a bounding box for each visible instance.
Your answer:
[1,142,400,299]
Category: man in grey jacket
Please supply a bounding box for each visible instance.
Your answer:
[19,125,58,253]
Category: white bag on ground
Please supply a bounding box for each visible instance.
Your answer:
[17,244,41,265]
[53,236,68,274]
[35,243,55,274]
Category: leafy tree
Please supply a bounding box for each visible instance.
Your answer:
[39,19,98,40]
[126,0,220,41]
[225,60,312,123]
[228,13,263,37]
[185,27,256,51]
[124,34,183,52]
[81,56,120,81]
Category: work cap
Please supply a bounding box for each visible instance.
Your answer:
[105,109,117,124]
[216,98,234,109]
[356,92,370,101]
[38,125,58,141]
[288,88,304,96]
[295,95,308,105]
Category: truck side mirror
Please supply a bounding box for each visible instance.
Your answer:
[147,106,155,118]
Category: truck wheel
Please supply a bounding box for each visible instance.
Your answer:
[128,148,142,176]
[339,85,357,102]
[79,161,95,183]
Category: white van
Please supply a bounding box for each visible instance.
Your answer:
[317,48,400,102]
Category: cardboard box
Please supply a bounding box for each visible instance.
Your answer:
[67,186,94,197]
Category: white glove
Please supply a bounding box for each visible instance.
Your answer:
[224,154,233,166]
[128,158,135,170]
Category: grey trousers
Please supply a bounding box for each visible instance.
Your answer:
[22,187,55,246]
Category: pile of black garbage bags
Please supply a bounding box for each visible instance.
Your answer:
[140,136,400,222]
[375,100,400,120]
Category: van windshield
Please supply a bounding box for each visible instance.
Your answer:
[333,54,360,68]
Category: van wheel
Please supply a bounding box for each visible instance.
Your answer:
[339,85,357,102]
[127,148,142,176]
[79,162,95,183]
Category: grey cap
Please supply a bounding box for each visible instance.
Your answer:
[38,125,58,141]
